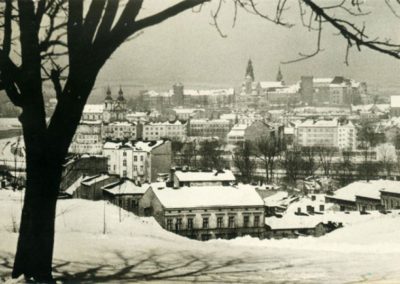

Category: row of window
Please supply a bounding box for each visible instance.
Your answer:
[166,215,260,231]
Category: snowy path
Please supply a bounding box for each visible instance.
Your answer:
[1,191,400,283]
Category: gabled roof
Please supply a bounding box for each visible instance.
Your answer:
[81,174,110,186]
[102,179,150,195]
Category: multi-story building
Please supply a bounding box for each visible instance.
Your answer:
[139,184,265,240]
[69,120,103,154]
[338,121,357,150]
[102,121,142,140]
[142,120,187,141]
[227,124,248,145]
[296,119,338,148]
[81,104,104,121]
[295,119,356,150]
[243,120,284,143]
[300,76,365,105]
[189,119,232,139]
[103,140,171,182]
[172,108,205,120]
[141,84,235,111]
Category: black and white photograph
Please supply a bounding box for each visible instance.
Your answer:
[0,0,400,283]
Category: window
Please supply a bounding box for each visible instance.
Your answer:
[123,159,127,166]
[123,151,127,157]
[202,217,209,229]
[140,155,144,161]
[228,216,235,228]
[134,156,137,162]
[176,218,182,231]
[133,166,137,171]
[254,216,260,227]
[243,216,249,228]
[166,219,173,230]
[123,170,127,177]
[187,218,193,230]
[131,199,138,209]
[217,217,223,228]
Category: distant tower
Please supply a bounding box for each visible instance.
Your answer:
[173,83,184,106]
[117,86,125,102]
[245,59,255,81]
[105,86,113,111]
[276,66,283,82]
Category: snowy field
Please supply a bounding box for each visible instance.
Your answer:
[1,190,400,283]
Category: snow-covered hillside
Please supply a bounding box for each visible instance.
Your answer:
[1,190,400,283]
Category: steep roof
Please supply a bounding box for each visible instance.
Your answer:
[102,180,150,195]
[152,185,264,209]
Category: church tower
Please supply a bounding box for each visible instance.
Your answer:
[276,66,283,82]
[245,58,255,81]
[105,86,113,111]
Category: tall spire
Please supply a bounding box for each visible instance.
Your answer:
[245,58,255,81]
[117,85,125,101]
[276,66,283,82]
[105,85,112,100]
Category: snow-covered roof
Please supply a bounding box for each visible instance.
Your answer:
[64,176,83,195]
[378,180,400,195]
[103,140,166,152]
[145,120,185,126]
[298,119,338,128]
[81,174,110,186]
[152,185,263,209]
[83,104,104,113]
[102,180,150,195]
[313,78,333,84]
[263,191,288,207]
[107,121,135,126]
[330,180,389,202]
[265,216,323,230]
[183,88,234,96]
[391,96,400,108]
[260,81,284,89]
[174,170,235,183]
[173,108,204,114]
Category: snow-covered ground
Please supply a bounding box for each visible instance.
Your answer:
[1,190,400,283]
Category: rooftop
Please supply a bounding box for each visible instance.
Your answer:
[174,169,236,182]
[329,180,400,202]
[83,104,104,113]
[102,179,150,195]
[152,185,264,209]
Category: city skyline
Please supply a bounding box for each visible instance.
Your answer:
[93,1,400,91]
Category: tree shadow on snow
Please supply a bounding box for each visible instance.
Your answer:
[50,250,294,283]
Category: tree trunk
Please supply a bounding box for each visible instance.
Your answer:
[12,149,62,282]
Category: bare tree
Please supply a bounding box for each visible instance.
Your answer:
[232,141,255,184]
[376,143,397,177]
[254,135,281,183]
[281,146,303,184]
[198,139,225,170]
[316,146,336,176]
[1,0,400,281]
[301,146,318,177]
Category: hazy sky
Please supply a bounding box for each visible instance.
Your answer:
[92,0,400,97]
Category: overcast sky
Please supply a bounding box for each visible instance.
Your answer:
[92,0,400,97]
